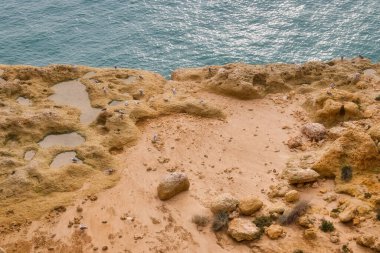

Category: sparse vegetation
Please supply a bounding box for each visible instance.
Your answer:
[364,192,372,199]
[320,219,335,232]
[192,214,209,227]
[253,215,274,228]
[212,211,229,231]
[341,244,352,253]
[253,215,274,238]
[331,208,340,213]
[341,165,352,182]
[279,200,309,225]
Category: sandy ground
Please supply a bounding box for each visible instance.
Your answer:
[1,61,380,253]
[2,92,376,253]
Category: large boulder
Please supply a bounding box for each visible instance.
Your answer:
[157,172,190,200]
[284,168,319,184]
[227,218,261,241]
[210,193,238,214]
[312,130,380,178]
[301,123,326,141]
[238,196,263,215]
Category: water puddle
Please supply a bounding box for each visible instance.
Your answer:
[50,151,82,169]
[49,80,101,124]
[24,150,36,160]
[122,76,137,84]
[17,97,32,105]
[82,71,97,79]
[109,100,122,106]
[38,132,85,148]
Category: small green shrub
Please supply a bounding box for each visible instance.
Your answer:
[320,219,335,232]
[364,192,372,199]
[212,211,229,231]
[192,215,209,227]
[331,208,340,213]
[253,215,273,228]
[341,165,352,182]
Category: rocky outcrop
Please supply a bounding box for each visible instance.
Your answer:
[227,218,261,241]
[238,196,263,215]
[284,168,319,184]
[157,172,190,200]
[304,89,367,126]
[356,235,380,252]
[312,130,380,178]
[210,193,238,214]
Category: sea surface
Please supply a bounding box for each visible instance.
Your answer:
[0,0,379,76]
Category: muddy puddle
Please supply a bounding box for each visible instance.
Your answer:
[17,97,31,105]
[38,132,85,148]
[109,100,122,106]
[24,150,36,161]
[49,80,101,124]
[50,151,82,169]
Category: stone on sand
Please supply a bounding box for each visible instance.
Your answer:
[238,196,263,215]
[210,193,238,214]
[265,224,285,239]
[301,123,326,141]
[157,172,190,200]
[285,168,319,184]
[284,190,300,203]
[227,218,261,241]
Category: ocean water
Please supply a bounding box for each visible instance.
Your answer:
[0,0,379,76]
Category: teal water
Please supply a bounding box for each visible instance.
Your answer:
[0,1,379,76]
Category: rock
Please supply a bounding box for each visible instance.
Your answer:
[285,190,300,203]
[227,218,261,241]
[238,196,263,215]
[287,136,303,149]
[356,235,376,248]
[303,227,317,240]
[268,183,290,198]
[339,200,371,223]
[269,206,285,215]
[157,172,190,200]
[301,123,326,141]
[285,168,319,184]
[0,247,6,253]
[312,130,380,178]
[298,215,315,228]
[210,193,238,214]
[265,224,285,239]
[330,234,340,244]
[369,124,380,142]
[323,194,337,203]
[102,246,108,251]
